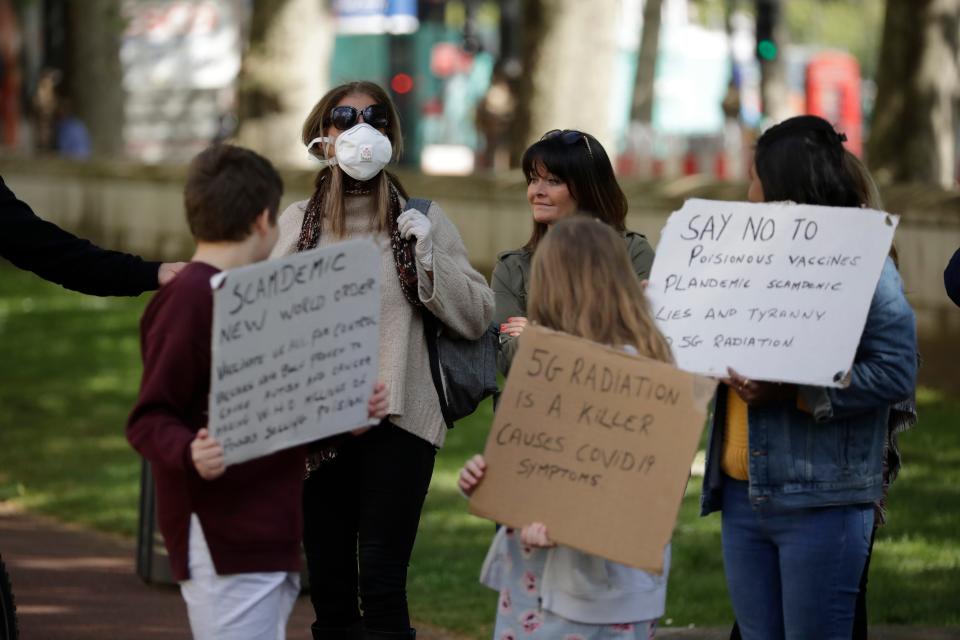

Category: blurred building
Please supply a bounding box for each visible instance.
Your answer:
[0,0,870,177]
[6,0,246,162]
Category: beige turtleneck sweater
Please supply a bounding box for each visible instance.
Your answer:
[272,194,494,447]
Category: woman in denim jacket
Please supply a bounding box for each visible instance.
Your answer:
[700,116,917,640]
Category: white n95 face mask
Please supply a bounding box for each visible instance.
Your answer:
[306,123,393,182]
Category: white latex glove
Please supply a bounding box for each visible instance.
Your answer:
[397,209,434,270]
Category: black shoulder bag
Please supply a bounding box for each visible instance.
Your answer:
[405,198,499,428]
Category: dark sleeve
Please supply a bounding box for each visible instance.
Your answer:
[945,248,960,307]
[0,176,161,296]
[627,233,655,281]
[126,284,210,472]
[492,258,525,376]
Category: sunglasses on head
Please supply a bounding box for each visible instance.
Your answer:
[329,104,390,131]
[541,129,593,160]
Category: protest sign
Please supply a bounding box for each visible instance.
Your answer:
[646,199,898,387]
[208,239,380,466]
[468,325,716,573]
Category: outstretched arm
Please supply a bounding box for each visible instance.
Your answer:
[0,176,165,296]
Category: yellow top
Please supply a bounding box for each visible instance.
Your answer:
[721,386,750,480]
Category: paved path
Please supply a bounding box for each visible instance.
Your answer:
[0,507,465,640]
[1,506,957,640]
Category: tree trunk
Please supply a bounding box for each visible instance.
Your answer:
[631,0,663,125]
[65,0,125,156]
[515,0,623,157]
[867,0,959,187]
[235,0,335,167]
[507,0,548,165]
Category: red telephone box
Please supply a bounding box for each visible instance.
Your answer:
[806,51,862,157]
[0,0,22,148]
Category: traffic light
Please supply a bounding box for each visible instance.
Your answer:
[756,0,780,61]
[757,39,778,61]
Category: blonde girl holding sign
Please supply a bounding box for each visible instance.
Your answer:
[459,216,672,639]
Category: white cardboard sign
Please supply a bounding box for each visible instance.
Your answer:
[646,199,898,387]
[208,239,380,466]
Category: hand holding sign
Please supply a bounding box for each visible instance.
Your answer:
[723,367,796,407]
[191,429,225,480]
[520,522,556,548]
[458,454,487,496]
[458,454,556,547]
[366,381,389,421]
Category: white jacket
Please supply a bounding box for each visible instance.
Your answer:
[479,527,670,625]
[478,343,670,624]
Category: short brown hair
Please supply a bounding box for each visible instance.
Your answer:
[184,144,283,242]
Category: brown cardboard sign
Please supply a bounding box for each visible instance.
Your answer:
[469,325,717,573]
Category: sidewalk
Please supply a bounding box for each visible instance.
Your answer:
[1,505,957,640]
[0,506,464,640]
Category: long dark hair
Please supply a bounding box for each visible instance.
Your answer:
[521,130,628,252]
[754,115,860,208]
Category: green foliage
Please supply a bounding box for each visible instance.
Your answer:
[689,0,885,80]
[782,0,885,79]
[0,267,145,534]
[407,402,499,637]
[0,265,957,635]
[865,388,960,624]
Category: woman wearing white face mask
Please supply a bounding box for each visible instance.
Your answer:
[272,81,494,640]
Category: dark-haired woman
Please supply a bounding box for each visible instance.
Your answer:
[493,130,654,374]
[272,81,494,639]
[702,115,917,640]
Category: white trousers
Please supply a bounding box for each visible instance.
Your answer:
[179,514,300,640]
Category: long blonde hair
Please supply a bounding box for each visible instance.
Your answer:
[843,150,899,268]
[528,216,673,363]
[300,81,405,239]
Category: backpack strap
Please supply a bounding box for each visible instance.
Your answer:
[423,312,455,429]
[404,198,456,429]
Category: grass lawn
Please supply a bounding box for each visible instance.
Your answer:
[1,264,958,636]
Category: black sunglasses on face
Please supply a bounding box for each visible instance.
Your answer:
[541,129,594,160]
[329,105,390,131]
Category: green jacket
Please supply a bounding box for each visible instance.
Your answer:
[491,230,655,375]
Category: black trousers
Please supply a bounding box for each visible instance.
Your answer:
[302,421,436,632]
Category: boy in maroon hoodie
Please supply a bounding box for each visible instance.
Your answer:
[127,144,387,639]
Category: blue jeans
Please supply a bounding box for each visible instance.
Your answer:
[720,478,873,640]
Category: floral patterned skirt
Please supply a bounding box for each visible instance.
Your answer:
[492,529,657,640]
